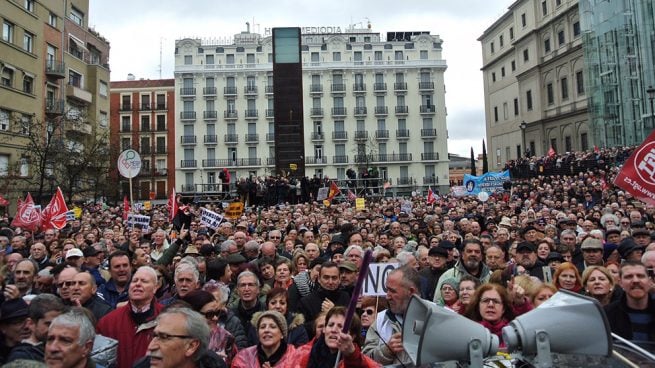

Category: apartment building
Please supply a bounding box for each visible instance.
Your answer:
[480,0,589,168]
[0,0,110,204]
[174,26,450,195]
[110,78,176,201]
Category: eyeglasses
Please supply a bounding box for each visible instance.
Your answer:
[362,308,375,315]
[203,309,224,319]
[480,298,502,306]
[57,280,75,288]
[152,332,193,341]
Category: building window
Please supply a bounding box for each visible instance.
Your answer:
[494,106,498,122]
[22,75,33,94]
[523,49,529,62]
[542,1,547,15]
[332,52,341,61]
[558,30,565,45]
[521,13,527,27]
[547,83,554,104]
[48,12,57,27]
[121,116,130,132]
[23,31,34,52]
[514,98,519,115]
[565,136,572,152]
[420,50,428,59]
[68,70,82,87]
[580,133,588,151]
[526,90,533,110]
[576,71,584,94]
[70,6,84,26]
[501,67,505,77]
[492,72,496,82]
[184,55,192,65]
[0,109,9,131]
[573,21,581,37]
[499,35,504,47]
[2,21,14,43]
[556,0,562,6]
[99,111,108,127]
[25,0,35,12]
[544,38,550,53]
[561,77,568,100]
[1,67,13,87]
[226,54,234,64]
[503,102,508,120]
[490,42,495,53]
[206,54,214,64]
[99,81,108,97]
[511,60,516,71]
[509,27,514,39]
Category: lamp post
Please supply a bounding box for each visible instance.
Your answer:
[519,121,527,158]
[647,86,655,134]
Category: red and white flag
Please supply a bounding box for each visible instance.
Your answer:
[327,181,341,201]
[122,196,130,221]
[347,189,357,201]
[426,187,436,205]
[0,195,9,207]
[168,188,178,222]
[41,187,69,230]
[614,130,655,205]
[11,193,41,231]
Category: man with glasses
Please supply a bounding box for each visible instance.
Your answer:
[230,271,265,343]
[98,266,163,368]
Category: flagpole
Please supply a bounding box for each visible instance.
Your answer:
[129,177,134,231]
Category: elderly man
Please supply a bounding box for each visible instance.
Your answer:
[45,310,96,368]
[363,265,419,366]
[5,259,39,298]
[230,271,265,343]
[150,229,170,263]
[304,243,321,262]
[54,266,78,305]
[29,242,50,271]
[97,266,163,368]
[0,298,32,364]
[162,262,200,305]
[514,242,547,281]
[434,239,492,301]
[576,237,605,272]
[71,271,113,321]
[343,245,364,268]
[97,251,132,308]
[135,307,226,368]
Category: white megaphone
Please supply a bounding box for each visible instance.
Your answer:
[403,295,499,367]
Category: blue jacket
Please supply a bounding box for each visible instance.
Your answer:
[97,279,130,309]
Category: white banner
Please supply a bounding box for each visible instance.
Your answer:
[363,263,399,296]
[200,207,224,230]
[127,214,150,232]
[133,202,144,212]
[317,187,329,200]
[65,210,76,222]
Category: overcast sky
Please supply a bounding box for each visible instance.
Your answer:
[90,0,515,157]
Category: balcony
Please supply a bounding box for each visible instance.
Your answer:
[266,133,275,142]
[306,156,327,165]
[180,135,197,145]
[354,153,412,163]
[354,107,367,116]
[421,152,440,161]
[210,158,261,167]
[373,83,387,93]
[419,81,435,91]
[155,146,167,154]
[120,103,132,111]
[45,61,66,79]
[245,134,259,144]
[265,85,274,95]
[332,107,347,117]
[375,130,389,140]
[332,131,348,140]
[333,155,349,164]
[154,103,167,110]
[204,135,218,144]
[266,109,274,118]
[374,106,388,116]
[224,110,238,120]
[397,177,414,186]
[240,158,261,166]
[181,184,195,192]
[179,87,196,97]
[224,86,237,96]
[140,103,151,111]
[64,121,92,135]
[203,110,217,120]
[396,129,410,139]
[66,83,92,104]
[244,109,258,119]
[45,99,65,115]
[310,108,324,117]
[420,105,436,114]
[421,129,437,138]
[331,83,346,93]
[310,84,323,94]
[394,82,407,93]
[354,130,369,140]
[180,111,196,121]
[203,87,217,97]
[224,134,238,144]
[266,157,276,165]
[202,159,219,168]
[180,160,197,168]
[155,169,167,176]
[311,132,325,141]
[353,83,366,93]
[395,106,409,115]
[244,85,258,95]
[423,176,439,185]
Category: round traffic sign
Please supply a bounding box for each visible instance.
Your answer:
[117,149,142,179]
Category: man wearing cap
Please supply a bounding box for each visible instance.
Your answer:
[577,237,605,273]
[81,245,106,287]
[420,246,448,301]
[70,271,113,321]
[0,298,31,364]
[338,261,358,297]
[633,227,652,248]
[618,238,644,262]
[606,227,622,246]
[433,239,491,302]
[514,242,547,281]
[65,248,84,268]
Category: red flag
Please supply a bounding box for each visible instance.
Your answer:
[427,187,436,205]
[167,188,178,222]
[613,130,655,205]
[347,189,357,201]
[0,195,9,207]
[327,181,341,201]
[41,187,69,230]
[594,145,600,153]
[123,196,130,221]
[548,146,556,158]
[11,193,41,231]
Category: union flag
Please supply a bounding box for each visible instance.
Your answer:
[41,187,69,230]
[11,193,41,231]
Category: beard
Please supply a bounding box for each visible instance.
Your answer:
[464,258,480,271]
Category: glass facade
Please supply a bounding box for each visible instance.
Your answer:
[580,0,655,147]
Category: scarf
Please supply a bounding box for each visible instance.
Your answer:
[480,319,509,347]
[307,337,340,368]
[257,340,288,367]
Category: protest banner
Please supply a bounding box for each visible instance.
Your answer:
[363,263,398,296]
[200,207,224,230]
[355,197,365,210]
[225,202,244,219]
[614,129,655,205]
[317,187,329,200]
[127,214,150,232]
[463,170,510,195]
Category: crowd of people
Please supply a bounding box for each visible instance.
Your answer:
[0,145,654,367]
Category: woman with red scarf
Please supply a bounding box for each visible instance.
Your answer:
[553,262,583,293]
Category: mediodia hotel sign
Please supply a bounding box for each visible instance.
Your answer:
[264,26,343,36]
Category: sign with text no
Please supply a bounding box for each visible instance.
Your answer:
[363,263,398,296]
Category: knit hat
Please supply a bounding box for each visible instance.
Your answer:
[180,290,216,312]
[440,278,459,296]
[252,310,288,338]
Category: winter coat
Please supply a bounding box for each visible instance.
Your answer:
[134,350,227,368]
[83,295,114,322]
[604,293,655,341]
[299,286,350,338]
[221,308,249,349]
[291,338,380,368]
[247,312,309,347]
[97,279,130,309]
[230,343,295,368]
[433,261,492,303]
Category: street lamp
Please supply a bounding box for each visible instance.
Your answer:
[647,86,655,133]
[519,121,527,158]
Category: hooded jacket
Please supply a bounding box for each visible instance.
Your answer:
[433,261,492,303]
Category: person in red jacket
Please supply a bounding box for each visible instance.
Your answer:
[97,265,163,368]
[231,310,295,368]
[292,306,380,368]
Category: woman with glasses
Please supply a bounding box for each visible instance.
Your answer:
[465,283,532,347]
[436,278,462,313]
[358,297,388,339]
[248,287,308,347]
